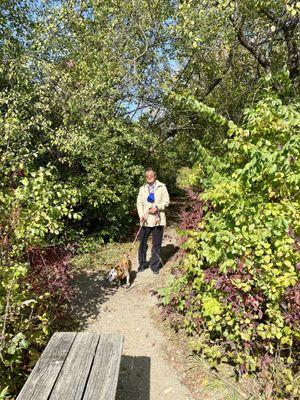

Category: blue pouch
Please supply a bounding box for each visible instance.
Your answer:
[147,192,155,203]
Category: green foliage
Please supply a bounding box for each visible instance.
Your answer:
[0,0,169,394]
[1,0,299,397]
[0,162,78,393]
[161,94,300,398]
[154,0,300,165]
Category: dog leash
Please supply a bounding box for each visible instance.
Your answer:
[127,212,149,256]
[128,225,143,253]
[126,211,166,268]
[127,220,167,272]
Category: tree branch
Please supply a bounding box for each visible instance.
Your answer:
[230,2,271,72]
[261,6,299,82]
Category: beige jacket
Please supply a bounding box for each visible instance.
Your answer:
[137,180,170,227]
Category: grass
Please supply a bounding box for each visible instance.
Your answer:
[71,238,134,273]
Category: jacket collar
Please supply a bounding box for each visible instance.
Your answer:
[144,179,163,189]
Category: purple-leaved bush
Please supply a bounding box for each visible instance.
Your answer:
[27,246,74,304]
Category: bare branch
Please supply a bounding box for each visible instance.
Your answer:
[261,6,299,82]
[230,2,271,71]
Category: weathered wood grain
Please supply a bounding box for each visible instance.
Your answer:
[17,332,124,400]
[16,332,76,400]
[82,334,124,400]
[49,333,100,400]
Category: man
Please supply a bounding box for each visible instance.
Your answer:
[137,167,170,274]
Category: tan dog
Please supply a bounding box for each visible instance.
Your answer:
[107,254,132,288]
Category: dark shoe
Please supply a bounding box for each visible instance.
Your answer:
[151,269,159,275]
[138,266,146,273]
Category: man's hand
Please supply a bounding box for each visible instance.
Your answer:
[149,207,158,215]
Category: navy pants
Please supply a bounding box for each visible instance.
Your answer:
[138,226,164,271]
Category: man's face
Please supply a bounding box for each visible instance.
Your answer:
[145,171,156,185]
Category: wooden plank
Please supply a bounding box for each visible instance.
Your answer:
[82,334,124,400]
[49,333,100,400]
[17,332,76,400]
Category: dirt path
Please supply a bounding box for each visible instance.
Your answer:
[71,205,195,400]
[70,201,259,400]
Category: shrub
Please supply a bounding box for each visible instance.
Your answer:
[160,95,300,398]
[0,167,77,396]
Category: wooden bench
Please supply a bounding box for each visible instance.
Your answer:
[17,332,124,400]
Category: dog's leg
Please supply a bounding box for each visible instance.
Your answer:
[125,273,131,288]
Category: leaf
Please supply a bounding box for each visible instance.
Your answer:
[21,177,29,186]
[7,346,16,355]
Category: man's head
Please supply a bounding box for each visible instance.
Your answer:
[145,167,156,185]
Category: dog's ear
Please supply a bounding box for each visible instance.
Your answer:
[121,253,129,262]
